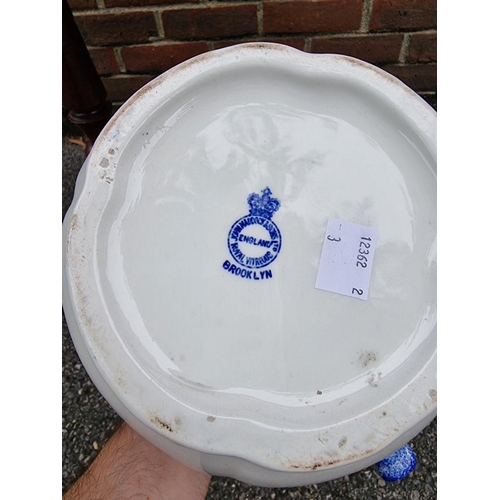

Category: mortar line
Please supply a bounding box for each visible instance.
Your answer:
[87,34,317,50]
[113,47,126,73]
[360,0,374,33]
[154,10,166,39]
[304,37,312,52]
[257,2,264,36]
[75,2,261,16]
[399,33,412,64]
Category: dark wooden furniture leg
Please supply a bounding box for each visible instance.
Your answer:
[62,0,112,154]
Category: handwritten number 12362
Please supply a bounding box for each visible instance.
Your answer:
[356,237,371,268]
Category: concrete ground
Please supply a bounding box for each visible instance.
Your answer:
[62,101,437,499]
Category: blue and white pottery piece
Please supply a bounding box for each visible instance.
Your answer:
[62,43,436,487]
[376,445,418,482]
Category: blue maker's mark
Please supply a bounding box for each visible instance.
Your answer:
[222,260,273,280]
[224,187,282,277]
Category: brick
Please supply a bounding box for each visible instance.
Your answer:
[213,38,306,52]
[371,0,437,31]
[102,75,155,102]
[263,0,363,35]
[382,63,436,92]
[407,32,436,63]
[311,34,404,64]
[121,42,209,73]
[75,11,158,45]
[89,47,121,75]
[68,0,96,9]
[162,5,258,41]
[105,0,198,6]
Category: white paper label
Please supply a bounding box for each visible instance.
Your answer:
[315,218,378,300]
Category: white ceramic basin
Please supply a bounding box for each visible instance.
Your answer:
[62,43,436,487]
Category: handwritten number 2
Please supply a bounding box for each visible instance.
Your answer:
[352,288,363,296]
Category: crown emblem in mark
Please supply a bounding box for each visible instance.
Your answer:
[247,187,281,219]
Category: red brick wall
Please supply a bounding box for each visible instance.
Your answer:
[68,0,437,106]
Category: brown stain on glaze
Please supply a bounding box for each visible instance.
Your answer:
[288,447,375,471]
[150,414,183,434]
[151,416,174,433]
[339,54,419,97]
[359,351,377,367]
[67,235,111,360]
[429,389,437,402]
[367,373,378,388]
[69,214,79,232]
[115,377,126,390]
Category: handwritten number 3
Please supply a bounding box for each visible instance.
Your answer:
[352,288,363,296]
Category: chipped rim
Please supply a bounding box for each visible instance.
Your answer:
[63,43,436,477]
